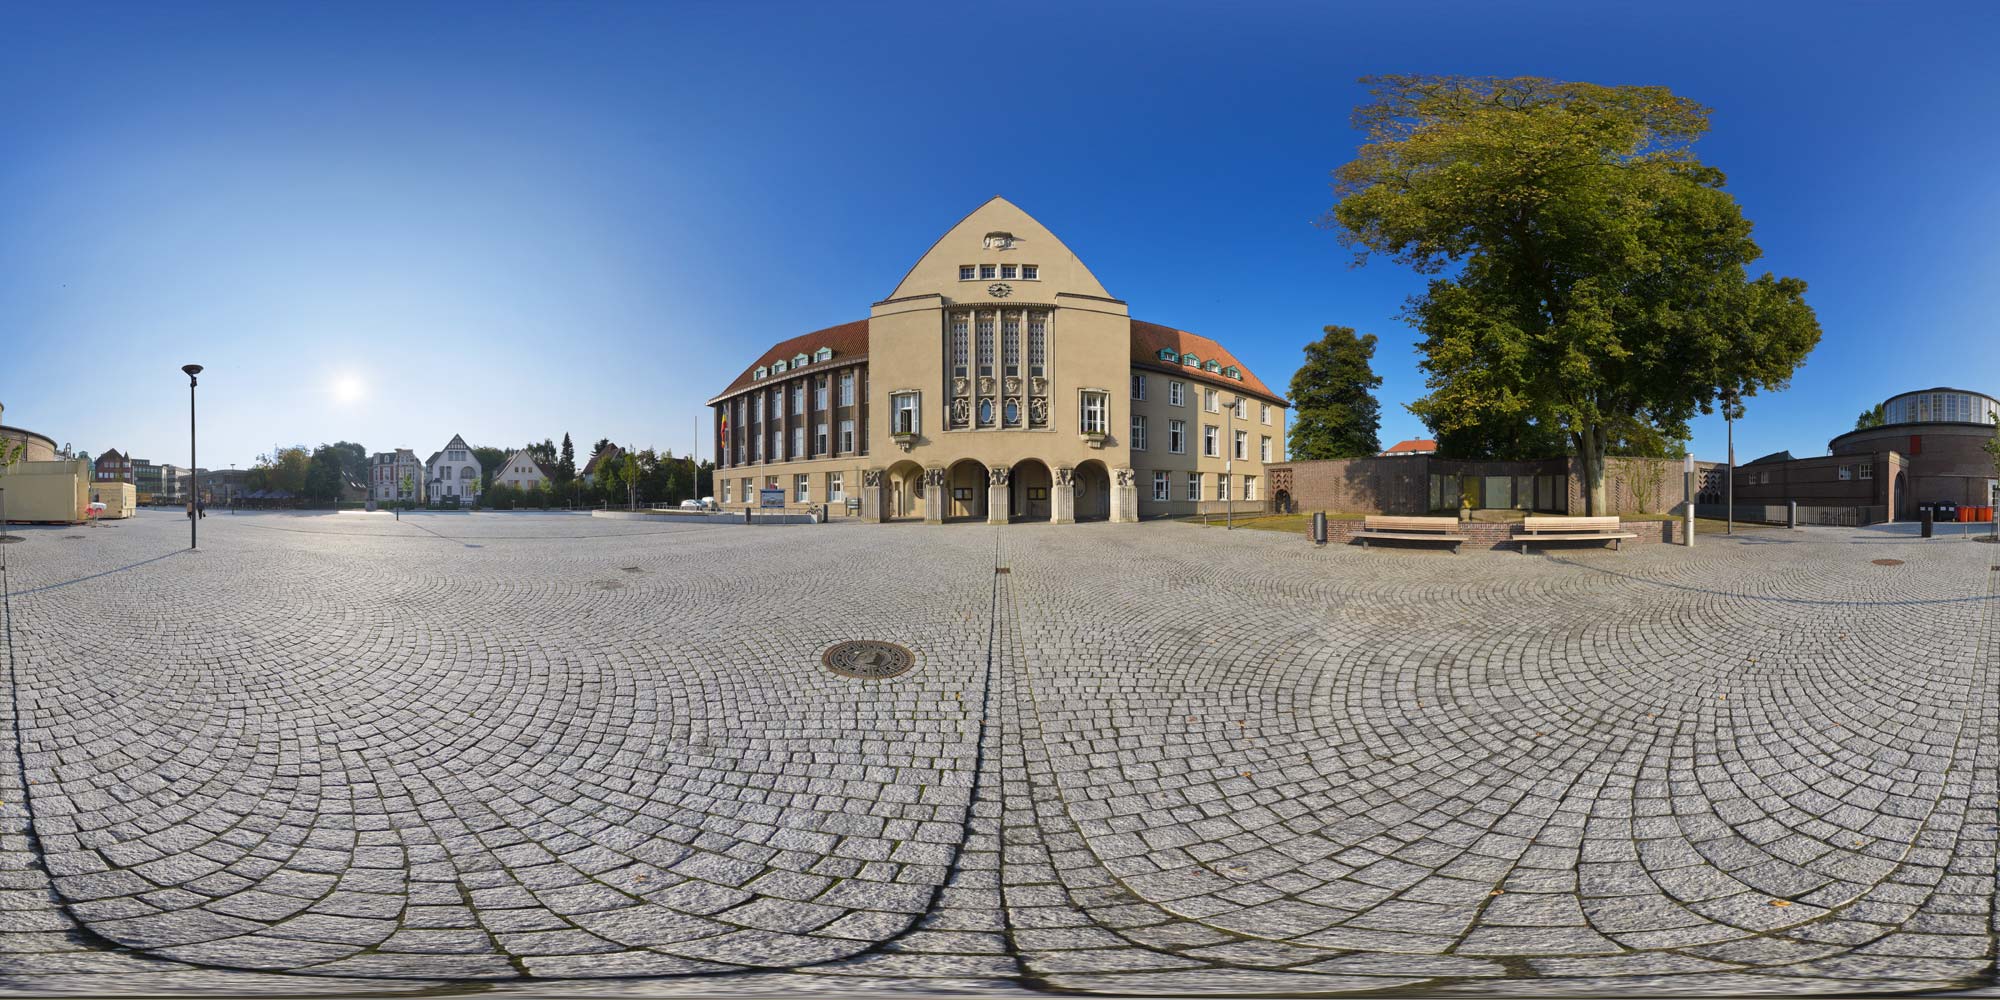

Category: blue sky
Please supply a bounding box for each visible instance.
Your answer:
[3,1,1995,470]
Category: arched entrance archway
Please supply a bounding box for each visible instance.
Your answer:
[1273,489,1292,515]
[1010,459,1052,522]
[885,460,926,520]
[1894,471,1909,521]
[945,459,986,521]
[1074,460,1111,522]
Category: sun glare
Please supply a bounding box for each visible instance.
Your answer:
[331,374,364,403]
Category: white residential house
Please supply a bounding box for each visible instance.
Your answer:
[369,449,426,502]
[426,434,482,501]
[492,449,552,491]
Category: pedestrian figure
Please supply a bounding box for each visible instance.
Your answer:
[197,498,207,519]
[186,500,196,522]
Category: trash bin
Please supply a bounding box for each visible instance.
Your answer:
[1939,502,1958,523]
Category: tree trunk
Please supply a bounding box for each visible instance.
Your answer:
[1577,423,1609,516]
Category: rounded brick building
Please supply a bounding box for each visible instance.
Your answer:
[1829,387,1998,516]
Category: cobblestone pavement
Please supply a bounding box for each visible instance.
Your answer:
[0,510,1994,996]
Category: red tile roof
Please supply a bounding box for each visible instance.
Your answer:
[1381,439,1437,455]
[1129,321,1284,405]
[711,320,870,401]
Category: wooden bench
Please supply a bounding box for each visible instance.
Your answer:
[1357,515,1468,552]
[1516,515,1638,553]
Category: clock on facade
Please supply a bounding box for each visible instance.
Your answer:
[988,282,1012,298]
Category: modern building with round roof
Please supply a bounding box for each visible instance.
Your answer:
[1727,386,1998,522]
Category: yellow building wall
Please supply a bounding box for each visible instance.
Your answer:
[89,480,137,518]
[0,459,91,523]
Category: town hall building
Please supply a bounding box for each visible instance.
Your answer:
[708,198,1288,523]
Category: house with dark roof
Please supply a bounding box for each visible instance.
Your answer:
[707,197,1288,523]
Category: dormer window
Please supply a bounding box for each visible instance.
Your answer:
[814,347,833,363]
[772,360,787,373]
[754,366,768,380]
[793,353,808,368]
[1181,353,1199,366]
[1204,360,1221,373]
[1157,348,1178,362]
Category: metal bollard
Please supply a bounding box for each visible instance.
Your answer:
[1311,511,1327,546]
[745,506,752,525]
[1921,509,1933,539]
[1787,500,1796,529]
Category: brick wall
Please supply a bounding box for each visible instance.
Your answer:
[1271,455,1718,517]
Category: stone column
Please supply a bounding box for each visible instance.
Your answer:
[1110,467,1139,523]
[924,467,946,524]
[860,468,887,523]
[987,466,1010,525]
[1052,466,1076,524]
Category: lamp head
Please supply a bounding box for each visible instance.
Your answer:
[182,364,204,379]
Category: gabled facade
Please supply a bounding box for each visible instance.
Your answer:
[93,448,133,483]
[425,434,481,500]
[707,197,1287,523]
[370,449,426,502]
[493,450,552,491]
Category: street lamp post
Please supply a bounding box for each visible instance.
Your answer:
[1226,395,1244,530]
[1720,388,1742,537]
[183,364,203,548]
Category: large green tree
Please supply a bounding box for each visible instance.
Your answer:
[1855,404,1886,431]
[1287,325,1384,460]
[1327,75,1821,513]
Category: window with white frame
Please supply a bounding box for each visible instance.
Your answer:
[791,426,804,456]
[795,474,809,502]
[1233,398,1246,419]
[891,393,920,434]
[1215,474,1228,500]
[767,393,778,418]
[951,314,969,378]
[1002,314,1020,378]
[959,265,975,280]
[792,384,804,415]
[1131,374,1146,400]
[1131,414,1148,451]
[1169,380,1185,407]
[839,419,855,452]
[1261,435,1272,462]
[1234,429,1247,460]
[814,376,828,410]
[979,263,996,279]
[1169,419,1186,454]
[1203,425,1219,457]
[1022,264,1038,280]
[1186,472,1201,501]
[1839,464,1852,481]
[722,481,732,504]
[1204,388,1219,412]
[829,471,844,501]
[839,372,855,406]
[1001,263,1017,279]
[1080,390,1109,435]
[1243,475,1256,501]
[814,422,828,456]
[1153,471,1168,501]
[1859,462,1873,480]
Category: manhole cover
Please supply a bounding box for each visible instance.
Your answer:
[1871,558,1904,566]
[621,566,644,574]
[823,640,915,680]
[592,580,625,591]
[64,535,86,540]
[0,535,22,544]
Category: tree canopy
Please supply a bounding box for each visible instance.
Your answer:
[1286,325,1384,460]
[1326,75,1821,512]
[1855,404,1886,431]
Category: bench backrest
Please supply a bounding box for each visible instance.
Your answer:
[1522,515,1622,532]
[1363,515,1461,533]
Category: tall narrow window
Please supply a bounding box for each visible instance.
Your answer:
[1152,471,1168,501]
[814,376,828,410]
[839,419,855,452]
[1080,391,1109,435]
[951,314,969,378]
[792,384,804,415]
[1027,312,1046,378]
[1131,374,1146,400]
[1169,419,1186,454]
[839,371,855,406]
[976,312,995,378]
[1002,313,1020,378]
[1132,414,1148,451]
[1187,473,1201,501]
[891,393,920,434]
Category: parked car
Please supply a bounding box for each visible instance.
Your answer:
[679,499,704,510]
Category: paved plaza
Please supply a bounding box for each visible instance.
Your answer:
[0,510,1995,997]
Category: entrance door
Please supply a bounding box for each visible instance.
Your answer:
[1019,485,1049,520]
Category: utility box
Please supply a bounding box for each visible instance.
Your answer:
[0,459,92,524]
[89,481,137,519]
